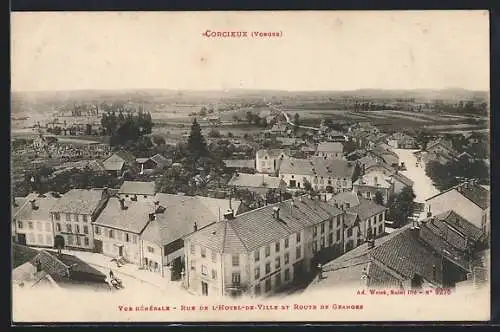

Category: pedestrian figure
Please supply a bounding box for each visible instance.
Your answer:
[109,270,114,279]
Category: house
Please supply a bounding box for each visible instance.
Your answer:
[92,197,152,264]
[422,138,459,165]
[366,147,399,167]
[223,159,256,171]
[140,194,239,280]
[227,173,286,196]
[12,197,27,242]
[269,123,288,134]
[118,181,156,201]
[136,154,172,174]
[255,149,290,174]
[102,150,136,176]
[425,181,490,235]
[12,245,108,291]
[183,196,343,297]
[353,171,394,205]
[13,192,62,248]
[387,132,418,149]
[315,142,344,160]
[306,215,484,293]
[278,158,355,193]
[50,189,109,251]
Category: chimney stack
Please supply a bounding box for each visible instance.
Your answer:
[30,199,38,210]
[193,221,198,232]
[223,210,234,220]
[273,206,280,219]
[432,264,437,280]
[119,198,128,210]
[148,213,156,221]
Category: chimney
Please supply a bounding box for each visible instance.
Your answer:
[30,199,38,210]
[12,196,17,207]
[193,222,198,232]
[273,206,280,219]
[36,259,42,273]
[367,239,375,249]
[119,198,128,210]
[432,264,437,280]
[154,200,160,206]
[148,213,156,221]
[223,209,234,220]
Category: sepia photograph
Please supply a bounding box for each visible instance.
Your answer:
[11,10,490,322]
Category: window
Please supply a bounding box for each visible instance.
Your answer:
[125,233,130,242]
[65,213,71,221]
[275,273,281,287]
[67,235,73,246]
[321,222,325,234]
[379,214,383,222]
[296,233,301,243]
[17,221,23,229]
[76,236,81,246]
[368,219,371,227]
[28,233,35,243]
[275,242,280,253]
[232,272,241,285]
[312,241,317,253]
[329,232,333,245]
[132,235,137,244]
[255,284,261,295]
[296,246,302,259]
[147,246,154,253]
[378,224,383,234]
[54,213,60,221]
[74,214,79,222]
[143,195,147,199]
[201,265,208,276]
[56,223,61,232]
[275,257,280,269]
[284,268,290,281]
[232,254,239,267]
[45,235,52,245]
[83,226,89,235]
[37,234,43,244]
[95,226,100,235]
[284,252,289,264]
[82,214,88,223]
[265,278,272,292]
[75,224,80,234]
[36,222,42,231]
[45,222,51,232]
[190,244,195,255]
[254,250,260,262]
[366,192,371,198]
[201,248,206,258]
[28,222,33,230]
[265,245,270,257]
[66,224,72,233]
[284,238,289,249]
[212,269,217,279]
[265,262,271,274]
[109,230,114,239]
[337,229,341,241]
[117,231,123,241]
[321,237,325,249]
[313,226,317,237]
[337,215,341,227]
[84,237,89,246]
[329,220,333,229]
[347,228,353,237]
[190,260,196,271]
[255,267,260,280]
[211,251,217,262]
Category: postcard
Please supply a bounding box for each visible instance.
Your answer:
[11,10,490,323]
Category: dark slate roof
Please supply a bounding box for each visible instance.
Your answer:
[347,198,387,221]
[94,197,154,234]
[119,181,156,196]
[187,197,343,254]
[431,210,484,242]
[43,250,106,279]
[50,189,105,214]
[12,244,40,269]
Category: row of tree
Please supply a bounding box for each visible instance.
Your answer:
[425,158,489,192]
[101,110,153,146]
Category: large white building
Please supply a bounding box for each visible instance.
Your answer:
[255,149,290,174]
[183,196,343,297]
[315,142,345,160]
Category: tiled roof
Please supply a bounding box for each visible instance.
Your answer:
[50,189,105,214]
[43,250,106,280]
[15,193,61,221]
[187,197,343,254]
[102,160,124,172]
[94,197,154,233]
[347,198,387,221]
[425,182,490,210]
[141,195,234,246]
[223,159,255,169]
[354,171,392,189]
[12,244,40,269]
[227,173,285,189]
[279,157,354,179]
[316,142,343,153]
[119,181,156,196]
[329,191,361,208]
[114,150,136,162]
[391,172,414,187]
[431,210,484,242]
[136,158,150,164]
[344,211,360,228]
[427,138,453,152]
[150,154,172,168]
[12,197,28,218]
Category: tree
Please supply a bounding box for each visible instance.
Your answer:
[208,129,221,138]
[351,162,362,182]
[199,107,207,117]
[232,115,240,123]
[246,111,254,125]
[227,132,234,138]
[293,113,300,133]
[373,191,385,206]
[187,118,208,159]
[152,135,166,146]
[54,235,65,255]
[387,187,416,227]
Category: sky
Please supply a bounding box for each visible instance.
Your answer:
[11,11,490,92]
